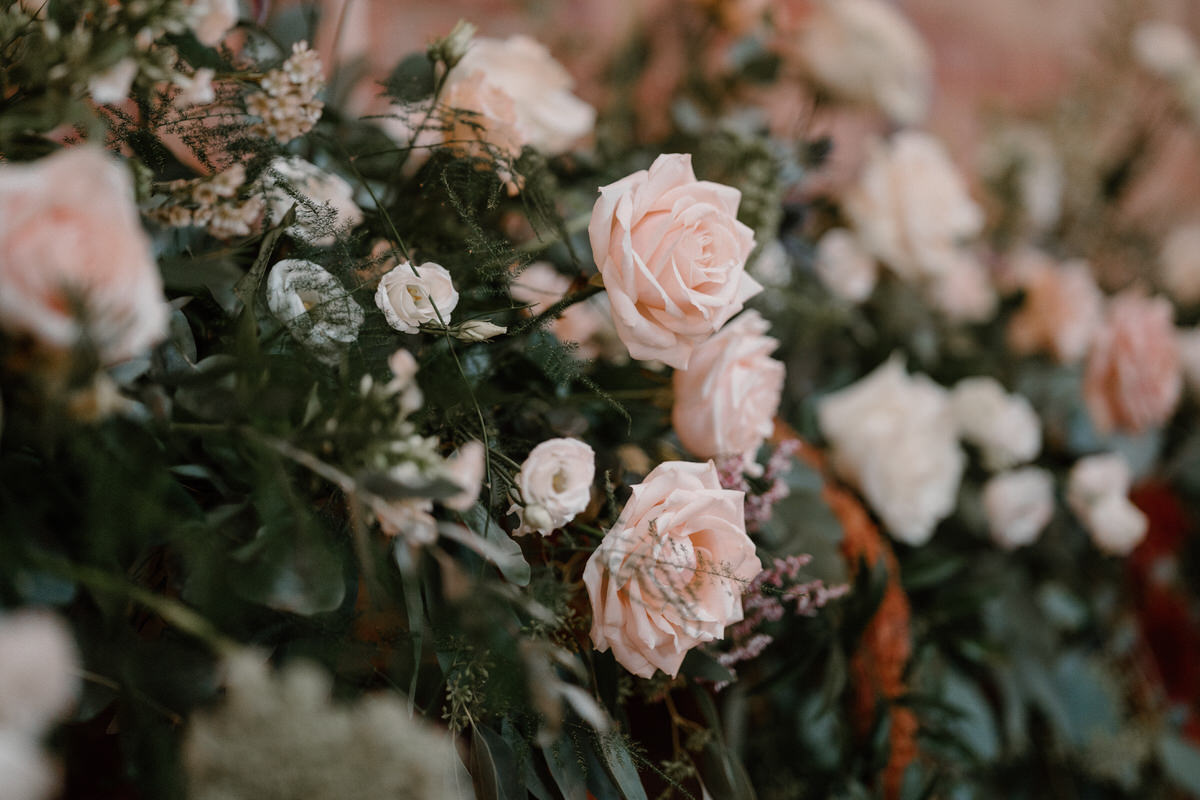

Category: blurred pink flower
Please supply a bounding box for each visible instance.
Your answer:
[1084,291,1182,434]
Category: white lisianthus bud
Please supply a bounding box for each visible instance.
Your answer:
[510,438,595,536]
[983,468,1054,550]
[88,58,138,104]
[434,20,478,68]
[375,262,460,334]
[1084,493,1148,556]
[454,320,507,342]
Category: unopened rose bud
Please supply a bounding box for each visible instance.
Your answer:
[454,320,507,342]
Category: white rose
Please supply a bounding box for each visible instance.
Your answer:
[374,262,459,334]
[844,132,983,284]
[983,468,1055,549]
[794,0,932,126]
[88,58,137,104]
[951,377,1041,471]
[510,438,596,536]
[814,228,877,303]
[259,157,364,247]
[818,356,964,545]
[266,259,365,365]
[445,35,595,156]
[1084,493,1148,556]
[1066,453,1132,520]
[1159,223,1200,306]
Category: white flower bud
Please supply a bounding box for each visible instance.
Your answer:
[454,320,506,342]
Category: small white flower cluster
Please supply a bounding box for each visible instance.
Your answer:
[149,163,263,239]
[246,41,325,143]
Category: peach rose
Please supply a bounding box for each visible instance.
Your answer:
[843,132,983,284]
[1007,258,1103,363]
[1083,291,1182,434]
[589,153,760,369]
[510,438,595,536]
[789,0,932,126]
[584,461,761,678]
[671,311,784,470]
[441,35,595,160]
[0,147,168,364]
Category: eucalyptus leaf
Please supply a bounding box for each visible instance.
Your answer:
[543,736,588,800]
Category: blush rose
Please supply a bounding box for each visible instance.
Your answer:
[584,461,761,678]
[589,153,760,369]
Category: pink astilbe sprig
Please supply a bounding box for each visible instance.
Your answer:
[716,439,802,531]
[715,554,850,688]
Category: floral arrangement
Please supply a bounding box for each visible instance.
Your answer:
[3,0,1200,798]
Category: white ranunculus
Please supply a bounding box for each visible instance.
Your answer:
[374,262,459,334]
[814,228,877,303]
[818,355,964,545]
[844,132,983,284]
[510,438,595,536]
[983,468,1055,549]
[1084,493,1148,556]
[259,157,364,246]
[951,377,1042,471]
[265,259,365,365]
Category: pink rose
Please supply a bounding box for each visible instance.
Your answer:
[589,153,760,369]
[672,311,784,470]
[584,461,761,678]
[0,147,168,364]
[1083,291,1182,434]
[1007,258,1103,363]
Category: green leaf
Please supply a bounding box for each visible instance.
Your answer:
[542,736,588,800]
[460,506,531,586]
[1159,733,1200,796]
[680,649,736,685]
[940,668,1000,762]
[470,724,523,800]
[385,53,437,102]
[597,733,649,800]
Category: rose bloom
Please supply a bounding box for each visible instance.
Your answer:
[374,262,459,333]
[983,468,1055,550]
[441,35,595,159]
[818,356,964,545]
[510,438,595,536]
[813,228,878,303]
[187,0,238,47]
[584,461,761,678]
[927,249,997,324]
[1159,223,1200,306]
[843,132,983,284]
[1066,452,1132,520]
[1084,291,1182,434]
[589,153,760,369]
[266,259,365,365]
[1007,258,1103,363]
[0,146,168,364]
[1083,491,1148,556]
[788,0,932,126]
[950,377,1041,471]
[509,262,612,359]
[259,157,364,247]
[672,311,784,471]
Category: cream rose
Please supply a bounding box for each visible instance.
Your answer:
[265,259,365,365]
[1083,290,1182,434]
[844,132,983,284]
[951,377,1042,471]
[510,438,595,536]
[983,468,1055,550]
[818,356,964,545]
[671,311,784,470]
[444,35,596,157]
[259,157,364,247]
[791,0,932,126]
[813,228,878,303]
[1066,453,1132,520]
[374,262,459,334]
[0,147,169,364]
[1083,492,1148,556]
[589,153,760,369]
[584,461,762,678]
